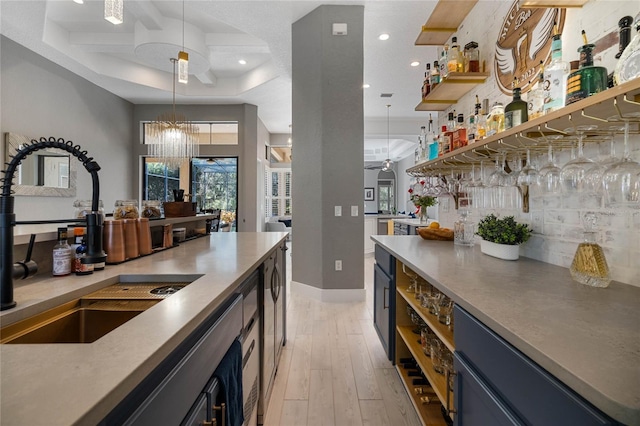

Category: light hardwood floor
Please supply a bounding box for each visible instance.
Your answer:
[263,246,420,426]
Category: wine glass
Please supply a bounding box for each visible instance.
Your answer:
[517,149,539,212]
[537,144,562,194]
[560,125,598,194]
[584,126,623,195]
[602,120,640,207]
[488,154,509,208]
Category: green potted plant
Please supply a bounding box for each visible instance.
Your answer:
[476,214,531,260]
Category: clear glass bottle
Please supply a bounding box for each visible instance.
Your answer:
[505,83,528,129]
[52,227,72,276]
[448,37,463,73]
[419,126,427,162]
[544,30,569,113]
[428,114,439,160]
[570,213,611,288]
[431,60,441,89]
[476,97,488,140]
[467,115,477,145]
[454,113,468,149]
[464,41,480,72]
[114,199,139,220]
[440,45,449,79]
[454,210,475,246]
[614,18,640,85]
[75,236,94,276]
[566,38,608,105]
[486,102,505,136]
[528,61,545,120]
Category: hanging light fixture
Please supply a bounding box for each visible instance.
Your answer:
[146,57,199,167]
[287,124,292,146]
[178,0,189,84]
[104,0,123,25]
[382,104,393,171]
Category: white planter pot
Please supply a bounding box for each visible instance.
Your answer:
[480,240,520,261]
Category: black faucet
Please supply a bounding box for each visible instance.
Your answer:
[1,137,107,310]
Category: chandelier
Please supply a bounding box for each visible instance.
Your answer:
[147,58,199,167]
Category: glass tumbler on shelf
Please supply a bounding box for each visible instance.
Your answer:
[403,264,418,293]
[570,213,611,288]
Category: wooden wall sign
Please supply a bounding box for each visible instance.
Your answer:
[494,2,566,95]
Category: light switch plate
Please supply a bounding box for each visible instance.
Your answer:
[335,206,342,216]
[335,260,342,271]
[351,206,358,216]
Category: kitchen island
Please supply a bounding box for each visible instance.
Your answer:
[0,232,288,425]
[372,235,640,426]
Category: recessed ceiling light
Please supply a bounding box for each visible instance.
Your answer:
[73,0,84,3]
[238,59,247,65]
[363,84,370,89]
[378,33,390,41]
[410,61,420,67]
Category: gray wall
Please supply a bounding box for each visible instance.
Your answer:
[132,103,260,232]
[0,36,134,220]
[292,5,364,291]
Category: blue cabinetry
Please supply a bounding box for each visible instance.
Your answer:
[373,245,395,361]
[454,306,616,426]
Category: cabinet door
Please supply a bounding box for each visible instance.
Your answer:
[454,352,525,426]
[180,394,209,426]
[274,246,285,361]
[373,264,392,359]
[262,256,275,395]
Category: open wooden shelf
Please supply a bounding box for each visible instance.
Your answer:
[415,72,489,111]
[395,362,449,426]
[398,286,455,353]
[408,77,640,174]
[397,325,454,419]
[415,0,478,46]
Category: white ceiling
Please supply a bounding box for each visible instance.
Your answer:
[0,0,443,161]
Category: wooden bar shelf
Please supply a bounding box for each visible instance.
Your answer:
[415,0,478,46]
[395,361,449,426]
[415,72,489,111]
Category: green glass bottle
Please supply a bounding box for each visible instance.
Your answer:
[566,33,608,104]
[504,82,528,129]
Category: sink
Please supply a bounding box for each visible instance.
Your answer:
[0,274,201,344]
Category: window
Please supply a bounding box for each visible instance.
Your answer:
[378,180,394,213]
[143,160,181,201]
[265,168,292,217]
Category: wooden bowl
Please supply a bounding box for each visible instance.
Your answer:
[417,227,454,241]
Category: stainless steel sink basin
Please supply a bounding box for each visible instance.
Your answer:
[0,274,201,344]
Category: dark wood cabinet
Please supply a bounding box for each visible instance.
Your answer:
[373,245,395,361]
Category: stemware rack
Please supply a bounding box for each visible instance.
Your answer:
[407,78,640,176]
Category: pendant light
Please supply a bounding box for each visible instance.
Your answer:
[178,0,189,84]
[104,0,123,25]
[146,57,199,167]
[382,104,393,171]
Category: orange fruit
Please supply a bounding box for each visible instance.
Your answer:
[429,221,440,229]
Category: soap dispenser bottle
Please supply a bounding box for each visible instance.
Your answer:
[570,213,611,288]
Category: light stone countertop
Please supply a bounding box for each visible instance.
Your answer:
[372,235,640,426]
[0,232,287,426]
[392,217,431,226]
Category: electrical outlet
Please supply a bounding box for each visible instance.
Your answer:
[351,205,358,216]
[335,260,342,271]
[335,206,342,216]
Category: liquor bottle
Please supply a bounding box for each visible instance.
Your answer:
[71,227,84,273]
[439,125,451,156]
[453,113,468,149]
[486,102,505,136]
[447,111,456,131]
[421,72,428,100]
[464,41,480,72]
[467,115,477,145]
[543,26,569,114]
[425,64,432,97]
[528,61,545,120]
[52,227,72,276]
[440,45,449,79]
[430,61,441,88]
[616,16,634,59]
[448,37,463,74]
[614,18,640,85]
[505,80,528,129]
[75,236,94,276]
[427,114,439,160]
[566,31,608,105]
[475,96,487,141]
[419,126,427,162]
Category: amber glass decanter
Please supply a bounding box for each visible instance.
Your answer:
[570,213,611,288]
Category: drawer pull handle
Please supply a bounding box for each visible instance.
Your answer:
[383,286,389,309]
[213,403,226,426]
[445,369,457,417]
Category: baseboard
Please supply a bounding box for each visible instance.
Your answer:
[291,280,366,302]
